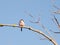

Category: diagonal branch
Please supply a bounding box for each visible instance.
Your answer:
[24,26,58,45]
[0,24,58,45]
[29,18,51,37]
[51,0,60,14]
[53,15,59,26]
[52,15,60,30]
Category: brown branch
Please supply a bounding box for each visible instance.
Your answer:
[51,0,60,14]
[54,32,60,33]
[0,24,19,27]
[51,0,60,10]
[53,15,59,26]
[0,24,58,45]
[29,16,40,23]
[52,16,60,30]
[28,14,51,35]
[24,11,41,23]
[24,26,58,45]
[49,29,60,34]
[30,18,51,38]
[53,10,60,14]
[39,38,47,40]
[24,11,34,18]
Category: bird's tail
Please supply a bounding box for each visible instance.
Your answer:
[21,28,22,31]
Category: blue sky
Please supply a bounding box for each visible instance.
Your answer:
[0,0,60,45]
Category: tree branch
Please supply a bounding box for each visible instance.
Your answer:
[0,24,19,27]
[0,24,58,45]
[51,0,60,14]
[24,26,58,45]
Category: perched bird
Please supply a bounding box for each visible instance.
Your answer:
[19,19,25,31]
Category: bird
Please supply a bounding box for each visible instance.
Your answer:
[19,19,25,31]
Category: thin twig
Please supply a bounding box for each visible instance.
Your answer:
[53,15,59,26]
[51,0,60,14]
[52,15,60,30]
[49,29,60,34]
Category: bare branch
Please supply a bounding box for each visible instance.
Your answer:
[29,15,51,36]
[52,15,60,30]
[0,24,19,27]
[24,11,41,24]
[49,29,60,34]
[51,0,60,10]
[53,10,60,14]
[51,17,57,25]
[38,23,53,38]
[0,24,58,45]
[30,18,51,38]
[51,0,60,14]
[24,11,34,18]
[24,26,58,45]
[54,32,60,33]
[53,15,59,26]
[39,38,47,40]
[29,16,40,23]
[53,5,60,10]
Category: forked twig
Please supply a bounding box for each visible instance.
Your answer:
[29,16,51,37]
[24,11,34,18]
[29,16,40,23]
[51,0,60,14]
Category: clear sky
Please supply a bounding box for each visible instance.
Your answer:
[0,0,60,45]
